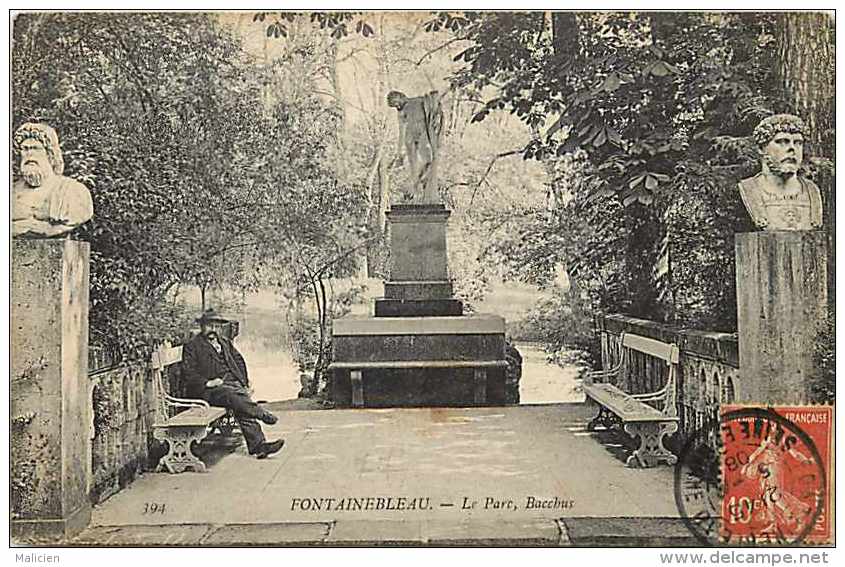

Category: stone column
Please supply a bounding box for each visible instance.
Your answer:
[735,231,827,404]
[386,204,451,282]
[11,239,92,541]
[378,204,462,317]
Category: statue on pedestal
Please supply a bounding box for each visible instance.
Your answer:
[738,114,823,231]
[12,123,94,238]
[387,90,444,204]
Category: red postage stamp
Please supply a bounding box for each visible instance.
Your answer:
[719,405,833,545]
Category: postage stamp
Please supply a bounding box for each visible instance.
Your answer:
[675,406,832,546]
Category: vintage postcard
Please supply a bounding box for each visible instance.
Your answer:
[7,7,837,554]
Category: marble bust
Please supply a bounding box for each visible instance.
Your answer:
[387,90,444,204]
[12,123,94,238]
[738,114,823,231]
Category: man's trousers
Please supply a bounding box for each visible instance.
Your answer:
[204,384,267,453]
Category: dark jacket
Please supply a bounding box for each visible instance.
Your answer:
[181,334,249,399]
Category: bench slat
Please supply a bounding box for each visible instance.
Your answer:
[584,383,677,422]
[622,334,679,364]
[151,345,183,369]
[154,406,226,427]
[329,360,509,370]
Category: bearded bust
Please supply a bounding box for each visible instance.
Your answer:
[738,114,823,231]
[12,122,93,238]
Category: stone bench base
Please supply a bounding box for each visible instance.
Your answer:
[584,384,678,468]
[153,406,228,473]
[331,314,507,408]
[331,361,508,408]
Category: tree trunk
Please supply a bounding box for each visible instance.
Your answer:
[329,39,348,180]
[363,14,393,279]
[363,146,384,277]
[777,13,834,155]
[776,12,835,308]
[309,275,325,383]
[551,13,579,57]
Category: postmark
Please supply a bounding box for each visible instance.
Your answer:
[675,406,831,546]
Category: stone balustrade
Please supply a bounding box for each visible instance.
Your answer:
[596,314,739,445]
[89,360,160,504]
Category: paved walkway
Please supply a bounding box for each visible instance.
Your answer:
[74,404,693,546]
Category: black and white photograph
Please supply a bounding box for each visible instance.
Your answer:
[6,5,838,555]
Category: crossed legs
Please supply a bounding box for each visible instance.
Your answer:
[205,384,271,454]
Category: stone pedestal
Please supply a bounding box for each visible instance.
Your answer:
[384,280,453,300]
[332,204,508,407]
[374,298,463,317]
[331,316,508,407]
[378,204,460,318]
[735,231,827,404]
[11,239,92,542]
[386,204,450,281]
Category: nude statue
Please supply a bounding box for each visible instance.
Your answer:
[387,90,444,204]
[12,123,94,238]
[738,114,823,231]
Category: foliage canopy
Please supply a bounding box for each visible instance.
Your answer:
[12,12,367,357]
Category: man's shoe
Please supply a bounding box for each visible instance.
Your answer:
[259,410,278,425]
[255,439,285,459]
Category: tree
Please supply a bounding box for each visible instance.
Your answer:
[776,13,834,155]
[255,10,551,301]
[12,13,366,358]
[774,12,835,403]
[426,12,829,334]
[775,12,835,294]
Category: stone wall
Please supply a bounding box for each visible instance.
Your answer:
[88,359,163,504]
[596,314,739,445]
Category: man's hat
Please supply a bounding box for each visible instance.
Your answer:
[196,308,228,324]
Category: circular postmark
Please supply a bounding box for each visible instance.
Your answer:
[674,407,826,546]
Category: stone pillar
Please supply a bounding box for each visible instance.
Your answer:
[735,231,827,404]
[11,239,92,541]
[378,204,462,317]
[386,204,450,282]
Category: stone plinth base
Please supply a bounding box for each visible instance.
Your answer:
[11,239,91,542]
[387,205,450,282]
[330,315,507,407]
[374,298,463,317]
[358,204,510,407]
[12,504,92,543]
[384,280,453,300]
[332,367,507,408]
[735,231,827,404]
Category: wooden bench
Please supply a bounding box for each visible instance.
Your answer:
[583,333,680,468]
[329,360,509,407]
[151,343,238,473]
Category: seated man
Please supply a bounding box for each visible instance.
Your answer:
[182,309,284,459]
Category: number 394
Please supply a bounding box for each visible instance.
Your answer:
[143,503,166,514]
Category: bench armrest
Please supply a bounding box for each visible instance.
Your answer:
[630,386,667,401]
[584,360,623,385]
[163,394,210,410]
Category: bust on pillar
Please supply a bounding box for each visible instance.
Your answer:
[735,114,827,404]
[738,114,823,232]
[11,123,94,541]
[12,122,93,238]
